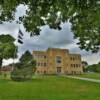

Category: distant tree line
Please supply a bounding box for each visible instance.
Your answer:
[83,61,100,73]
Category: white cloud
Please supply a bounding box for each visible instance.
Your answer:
[82,53,100,65]
[3,59,19,66]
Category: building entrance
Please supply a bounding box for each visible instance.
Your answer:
[57,67,62,74]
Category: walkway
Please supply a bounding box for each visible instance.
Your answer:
[62,75,100,83]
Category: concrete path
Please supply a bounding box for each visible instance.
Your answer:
[62,75,100,83]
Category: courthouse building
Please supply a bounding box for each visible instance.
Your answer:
[33,48,83,75]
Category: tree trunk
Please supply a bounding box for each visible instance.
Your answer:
[0,58,2,72]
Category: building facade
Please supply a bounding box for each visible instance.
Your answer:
[33,48,83,75]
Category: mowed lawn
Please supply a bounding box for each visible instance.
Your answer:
[0,76,100,100]
[75,73,100,80]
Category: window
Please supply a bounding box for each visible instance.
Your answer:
[71,57,75,61]
[44,56,47,59]
[44,71,46,74]
[74,64,76,68]
[44,63,47,67]
[56,56,62,64]
[70,57,72,60]
[76,64,78,67]
[57,67,62,73]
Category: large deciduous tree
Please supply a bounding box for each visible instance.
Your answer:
[0,34,17,70]
[0,0,100,52]
[11,51,36,81]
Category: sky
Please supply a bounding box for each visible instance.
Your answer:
[0,5,100,66]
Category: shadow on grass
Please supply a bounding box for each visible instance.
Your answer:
[0,75,46,84]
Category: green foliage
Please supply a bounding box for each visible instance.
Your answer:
[98,62,100,65]
[82,61,88,66]
[11,51,36,81]
[0,34,17,68]
[82,61,88,72]
[0,34,15,43]
[20,51,33,64]
[86,64,100,73]
[0,0,100,52]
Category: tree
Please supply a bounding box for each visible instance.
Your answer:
[11,51,36,81]
[0,0,100,52]
[82,61,88,66]
[82,61,88,72]
[0,34,17,70]
[20,51,33,64]
[86,64,100,73]
[98,62,100,65]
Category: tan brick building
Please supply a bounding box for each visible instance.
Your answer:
[33,48,83,75]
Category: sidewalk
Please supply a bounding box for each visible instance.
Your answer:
[62,75,100,83]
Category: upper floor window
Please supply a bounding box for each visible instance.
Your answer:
[44,56,47,59]
[70,57,75,61]
[71,64,73,67]
[56,56,62,64]
[76,64,78,67]
[70,57,73,60]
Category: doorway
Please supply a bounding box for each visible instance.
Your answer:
[57,67,62,74]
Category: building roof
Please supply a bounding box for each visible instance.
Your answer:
[47,48,68,51]
[70,53,81,56]
[32,48,81,56]
[33,50,46,54]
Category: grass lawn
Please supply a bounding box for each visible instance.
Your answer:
[75,73,100,80]
[0,75,100,100]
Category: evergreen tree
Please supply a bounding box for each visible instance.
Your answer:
[11,51,36,81]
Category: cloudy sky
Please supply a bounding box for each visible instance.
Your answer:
[0,5,100,66]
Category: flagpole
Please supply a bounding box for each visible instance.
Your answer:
[12,45,17,71]
[11,27,24,71]
[12,25,18,71]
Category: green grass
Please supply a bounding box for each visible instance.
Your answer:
[0,75,100,100]
[75,73,100,80]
